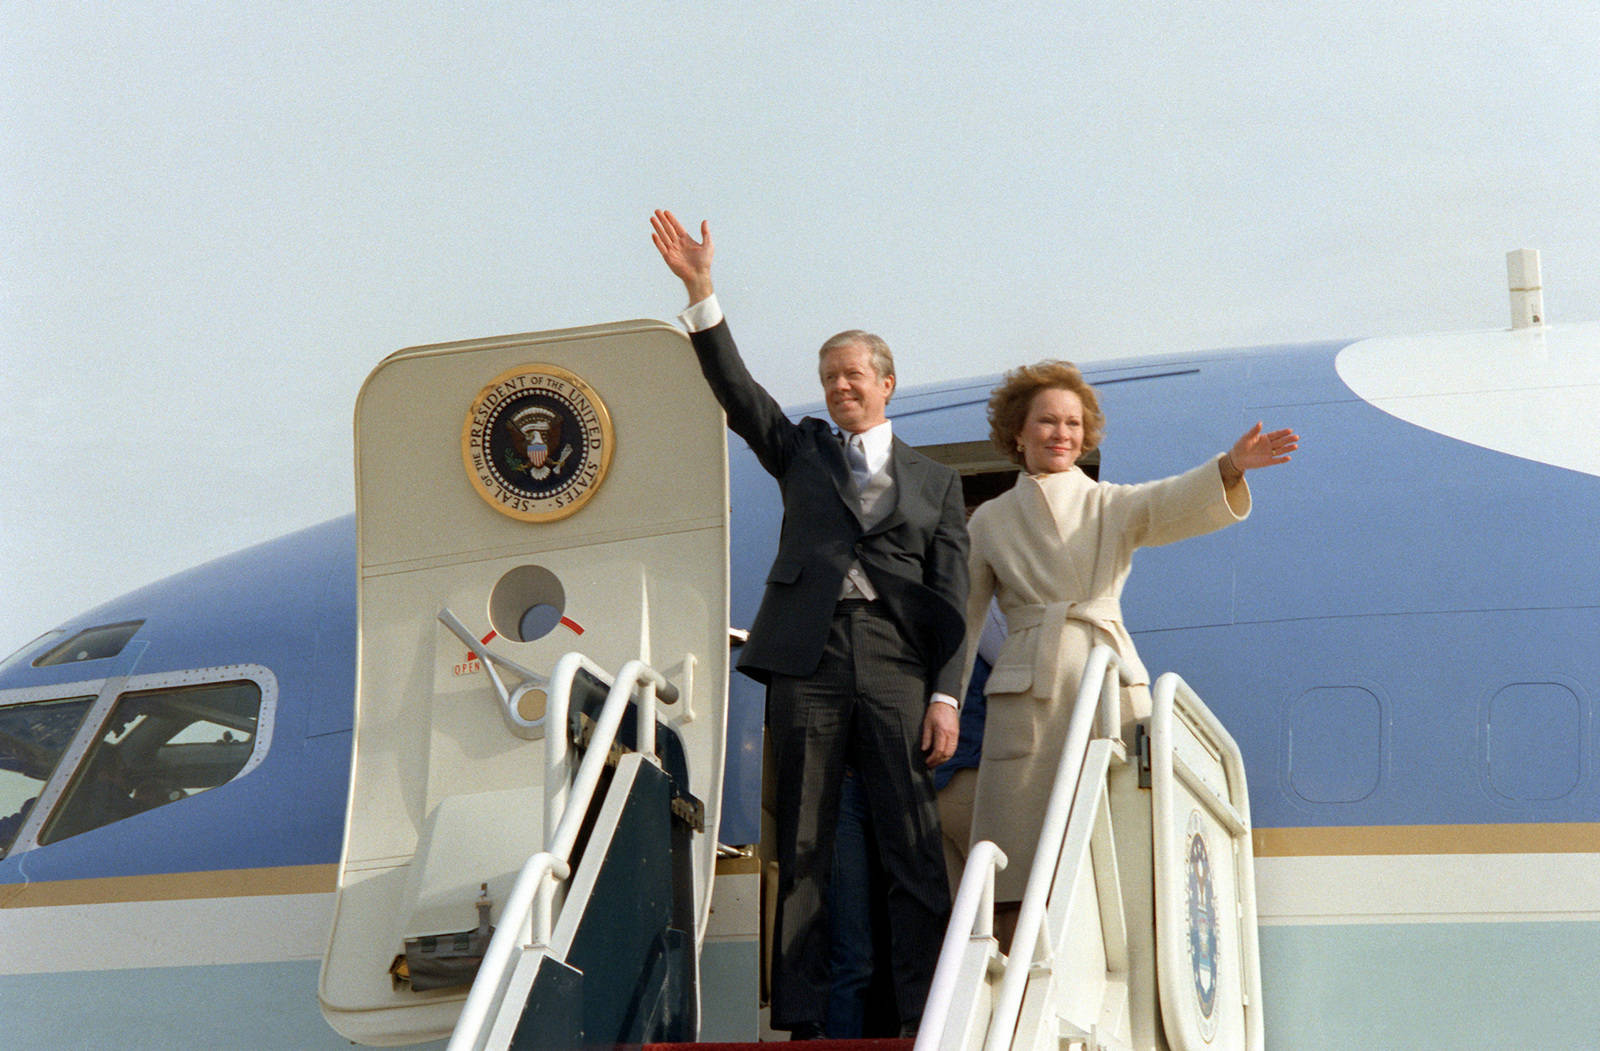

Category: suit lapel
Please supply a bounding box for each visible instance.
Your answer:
[815,423,865,522]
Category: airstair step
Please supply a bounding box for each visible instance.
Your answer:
[643,1040,912,1050]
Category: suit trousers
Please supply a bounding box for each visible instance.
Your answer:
[766,600,951,1029]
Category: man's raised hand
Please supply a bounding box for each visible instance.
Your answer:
[651,209,714,303]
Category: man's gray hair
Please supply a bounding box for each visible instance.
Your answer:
[818,330,896,390]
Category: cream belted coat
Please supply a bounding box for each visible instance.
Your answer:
[963,454,1250,900]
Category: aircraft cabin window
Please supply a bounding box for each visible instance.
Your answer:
[37,679,263,846]
[31,621,144,667]
[1486,682,1583,802]
[0,695,97,855]
[1287,686,1383,804]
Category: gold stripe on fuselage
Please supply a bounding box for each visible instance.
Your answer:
[5,826,1598,908]
[0,863,338,909]
[1254,823,1600,857]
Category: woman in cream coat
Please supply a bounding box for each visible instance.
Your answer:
[964,361,1296,910]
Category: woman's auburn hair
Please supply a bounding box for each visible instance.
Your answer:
[987,360,1106,466]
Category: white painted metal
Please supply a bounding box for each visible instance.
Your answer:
[449,653,676,1051]
[1149,672,1264,1051]
[450,849,571,1051]
[1507,248,1544,328]
[923,647,1263,1051]
[919,840,1007,1051]
[983,646,1129,1051]
[1334,320,1600,480]
[1256,852,1600,925]
[544,659,675,865]
[322,320,729,1045]
[1009,741,1135,1051]
[436,607,551,740]
[537,651,612,843]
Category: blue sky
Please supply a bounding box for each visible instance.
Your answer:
[5,2,1600,651]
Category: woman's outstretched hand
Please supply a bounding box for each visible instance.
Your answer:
[1229,422,1299,472]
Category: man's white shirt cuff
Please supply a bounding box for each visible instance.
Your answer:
[679,294,723,333]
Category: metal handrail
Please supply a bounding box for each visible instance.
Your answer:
[447,653,679,1051]
[447,850,571,1051]
[916,840,1009,1050]
[541,651,619,836]
[546,658,677,861]
[982,644,1129,1051]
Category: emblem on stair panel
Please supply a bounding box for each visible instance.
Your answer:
[1184,808,1220,1040]
[462,364,615,522]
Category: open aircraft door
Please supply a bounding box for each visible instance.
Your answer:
[319,321,729,1045]
[1150,673,1265,1051]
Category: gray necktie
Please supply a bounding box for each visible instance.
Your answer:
[845,433,872,492]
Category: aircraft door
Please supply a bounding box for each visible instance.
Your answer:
[319,320,729,1045]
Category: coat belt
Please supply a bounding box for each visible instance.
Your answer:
[1005,597,1123,633]
[1004,598,1127,693]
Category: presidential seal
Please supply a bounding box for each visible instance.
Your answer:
[462,365,614,522]
[1184,808,1220,1040]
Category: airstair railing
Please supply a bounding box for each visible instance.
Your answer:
[982,645,1130,1051]
[916,840,1009,1050]
[446,653,680,1051]
[447,850,571,1051]
[541,652,679,844]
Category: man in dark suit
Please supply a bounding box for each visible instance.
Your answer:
[651,210,969,1039]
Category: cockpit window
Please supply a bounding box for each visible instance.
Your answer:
[31,621,144,668]
[0,695,97,855]
[0,632,64,674]
[37,679,262,846]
